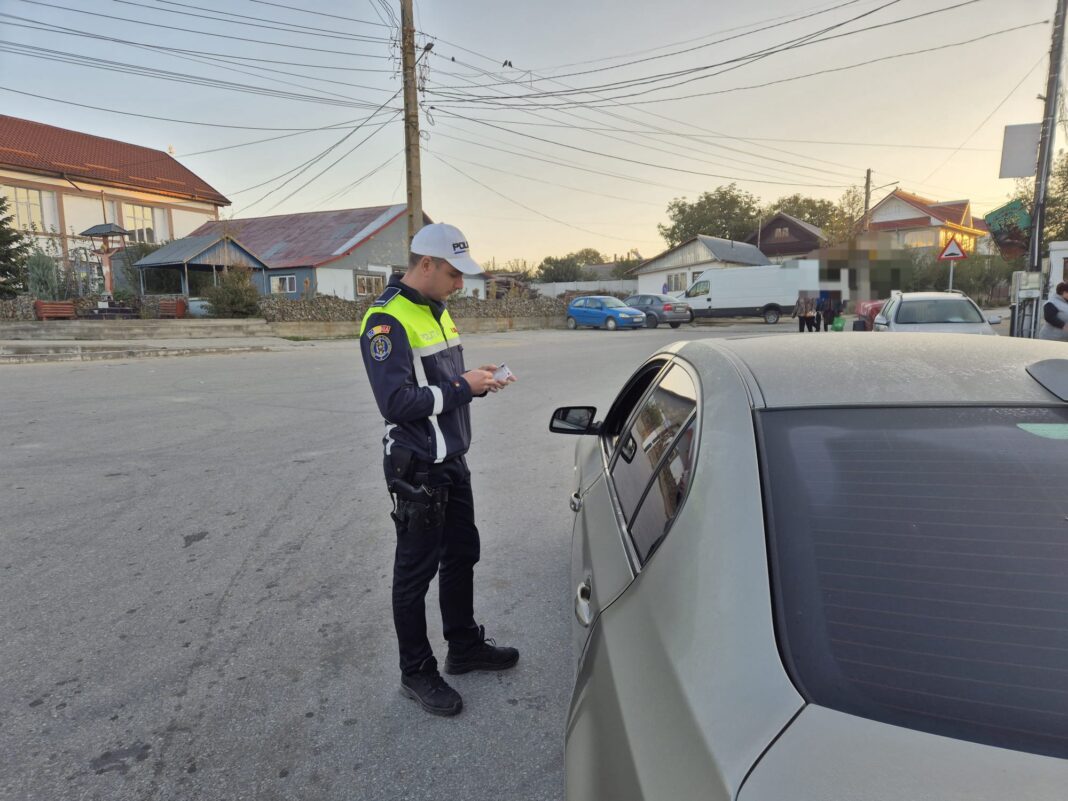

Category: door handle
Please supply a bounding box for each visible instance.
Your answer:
[575,578,592,627]
[569,492,582,513]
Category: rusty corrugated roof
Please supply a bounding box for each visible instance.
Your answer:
[190,204,411,269]
[0,115,229,205]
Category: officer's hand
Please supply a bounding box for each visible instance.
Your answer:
[478,364,517,388]
[462,369,503,394]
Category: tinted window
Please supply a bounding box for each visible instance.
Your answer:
[629,419,696,563]
[897,298,983,324]
[611,365,697,529]
[760,406,1068,759]
[601,361,669,455]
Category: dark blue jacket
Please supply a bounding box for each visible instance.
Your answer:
[359,275,473,463]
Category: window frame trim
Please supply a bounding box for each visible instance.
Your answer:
[601,356,702,571]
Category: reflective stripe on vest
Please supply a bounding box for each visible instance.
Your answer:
[360,294,462,463]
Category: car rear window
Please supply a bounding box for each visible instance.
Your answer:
[896,298,983,324]
[759,406,1068,759]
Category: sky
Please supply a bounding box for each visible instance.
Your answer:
[0,0,1057,267]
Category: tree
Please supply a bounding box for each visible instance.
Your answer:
[1013,148,1068,254]
[765,194,838,230]
[536,254,584,282]
[0,195,32,297]
[657,184,762,246]
[204,265,261,317]
[570,248,605,267]
[822,186,867,246]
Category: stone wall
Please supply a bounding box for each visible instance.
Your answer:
[0,296,35,321]
[259,294,567,323]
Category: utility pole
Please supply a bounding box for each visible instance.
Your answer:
[400,0,422,247]
[862,168,872,232]
[1030,0,1068,275]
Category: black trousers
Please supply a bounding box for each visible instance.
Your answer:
[389,455,481,675]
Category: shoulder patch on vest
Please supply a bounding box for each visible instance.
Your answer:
[372,286,401,307]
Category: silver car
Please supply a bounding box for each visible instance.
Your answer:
[623,294,693,328]
[550,335,1068,800]
[874,291,1002,334]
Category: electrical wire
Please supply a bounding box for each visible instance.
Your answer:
[240,0,390,29]
[428,151,648,242]
[313,149,403,208]
[14,0,392,58]
[0,12,392,72]
[921,55,1046,182]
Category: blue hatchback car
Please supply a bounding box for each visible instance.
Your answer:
[567,296,646,330]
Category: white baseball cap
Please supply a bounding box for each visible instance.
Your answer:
[410,222,482,275]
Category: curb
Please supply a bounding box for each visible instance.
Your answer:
[0,345,282,365]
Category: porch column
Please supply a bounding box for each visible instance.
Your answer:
[183,262,190,296]
[138,266,145,297]
[213,265,218,286]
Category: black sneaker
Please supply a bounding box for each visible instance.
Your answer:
[400,660,463,717]
[444,626,519,675]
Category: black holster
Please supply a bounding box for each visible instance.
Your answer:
[385,448,448,534]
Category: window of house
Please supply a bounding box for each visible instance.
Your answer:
[356,272,385,296]
[270,274,297,294]
[610,364,698,559]
[774,226,790,240]
[122,203,156,243]
[11,186,45,230]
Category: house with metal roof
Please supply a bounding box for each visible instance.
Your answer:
[864,188,991,255]
[746,211,826,262]
[141,205,487,301]
[631,236,771,295]
[0,114,229,292]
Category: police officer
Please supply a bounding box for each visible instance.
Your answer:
[359,222,518,717]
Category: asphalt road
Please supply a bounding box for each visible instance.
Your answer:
[0,320,789,801]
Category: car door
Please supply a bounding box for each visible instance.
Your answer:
[686,280,711,316]
[570,357,671,662]
[567,361,702,799]
[587,299,605,326]
[570,297,587,325]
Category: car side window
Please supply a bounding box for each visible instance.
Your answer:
[590,300,603,310]
[610,364,698,541]
[573,298,587,308]
[687,281,709,297]
[882,298,897,321]
[629,418,697,564]
[600,360,671,456]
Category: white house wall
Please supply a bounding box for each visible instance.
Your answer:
[172,208,215,239]
[870,196,935,224]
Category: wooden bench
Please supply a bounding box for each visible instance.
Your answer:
[34,300,76,320]
[157,298,187,319]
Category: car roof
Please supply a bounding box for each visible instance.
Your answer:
[895,292,974,301]
[674,335,1068,408]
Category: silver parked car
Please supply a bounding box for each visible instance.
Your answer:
[550,335,1068,800]
[622,294,692,328]
[873,291,1002,334]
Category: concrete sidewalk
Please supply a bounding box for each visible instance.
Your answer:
[0,335,310,364]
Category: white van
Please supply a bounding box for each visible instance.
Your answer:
[682,260,820,324]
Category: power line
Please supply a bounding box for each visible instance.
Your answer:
[314,149,403,208]
[14,0,392,58]
[429,0,989,106]
[0,12,393,72]
[141,0,390,42]
[428,151,644,243]
[0,86,395,132]
[432,109,850,188]
[239,0,391,29]
[430,0,872,91]
[921,55,1047,182]
[0,41,394,109]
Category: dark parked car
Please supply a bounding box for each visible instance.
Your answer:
[623,294,692,328]
[566,296,645,330]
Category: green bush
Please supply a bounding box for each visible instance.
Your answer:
[27,250,60,300]
[204,266,262,318]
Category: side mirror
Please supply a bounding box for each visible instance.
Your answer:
[987,315,1003,325]
[549,406,599,435]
